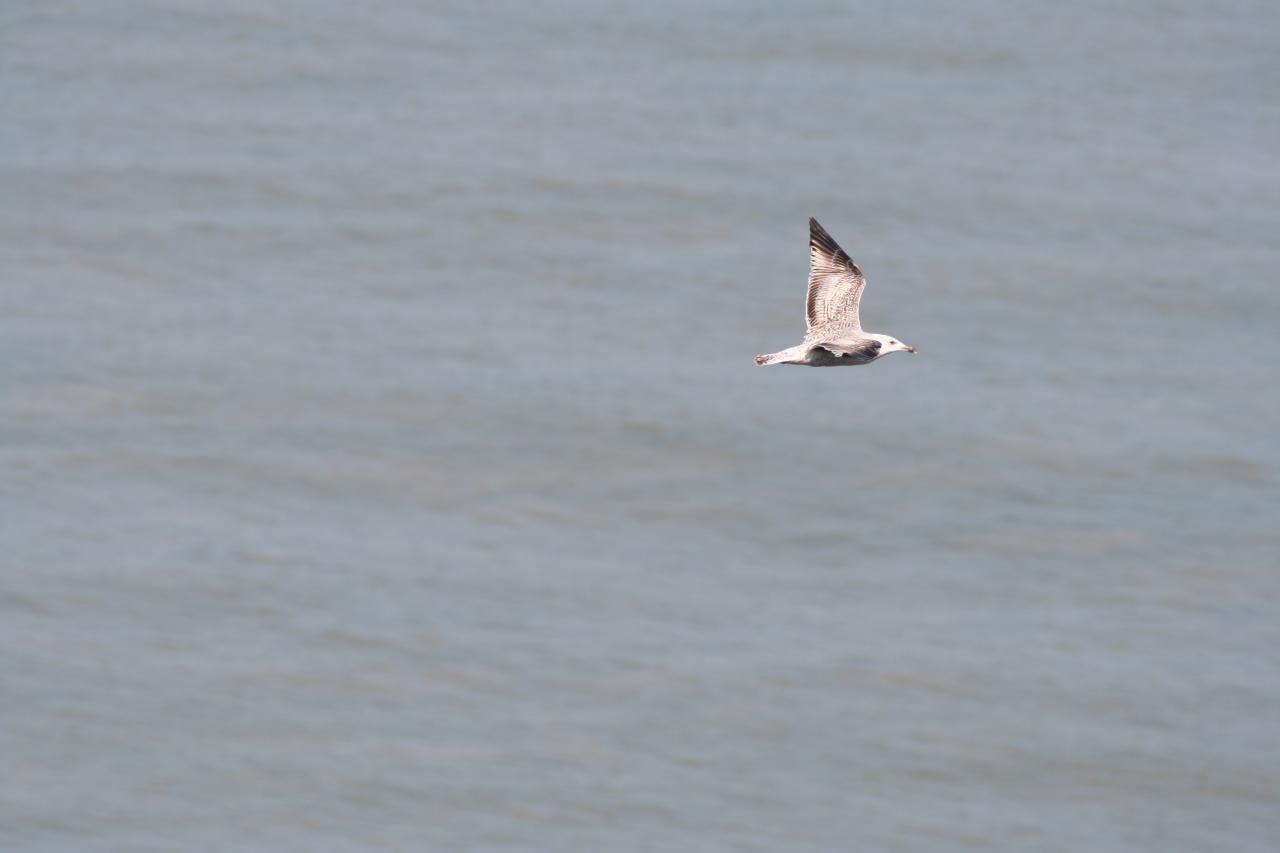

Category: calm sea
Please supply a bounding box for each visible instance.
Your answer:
[3,1,1278,850]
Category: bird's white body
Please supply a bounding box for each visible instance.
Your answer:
[755,219,915,367]
[755,333,915,366]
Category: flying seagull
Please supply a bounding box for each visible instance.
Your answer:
[755,218,916,366]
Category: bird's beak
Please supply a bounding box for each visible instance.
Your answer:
[905,345,917,354]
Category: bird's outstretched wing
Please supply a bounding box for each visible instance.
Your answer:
[805,217,866,337]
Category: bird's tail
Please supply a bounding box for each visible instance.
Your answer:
[755,344,810,366]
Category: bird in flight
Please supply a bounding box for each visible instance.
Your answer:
[755,218,916,366]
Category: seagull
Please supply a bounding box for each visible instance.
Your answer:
[755,218,916,366]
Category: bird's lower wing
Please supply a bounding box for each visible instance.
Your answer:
[812,339,882,363]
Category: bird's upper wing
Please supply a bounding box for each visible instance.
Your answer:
[805,217,866,337]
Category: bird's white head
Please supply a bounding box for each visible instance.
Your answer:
[869,333,917,356]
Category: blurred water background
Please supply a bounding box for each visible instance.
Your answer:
[3,1,1279,850]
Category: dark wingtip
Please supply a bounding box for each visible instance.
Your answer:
[807,217,857,275]
[809,216,836,251]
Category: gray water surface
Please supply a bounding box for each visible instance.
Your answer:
[4,2,1279,851]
